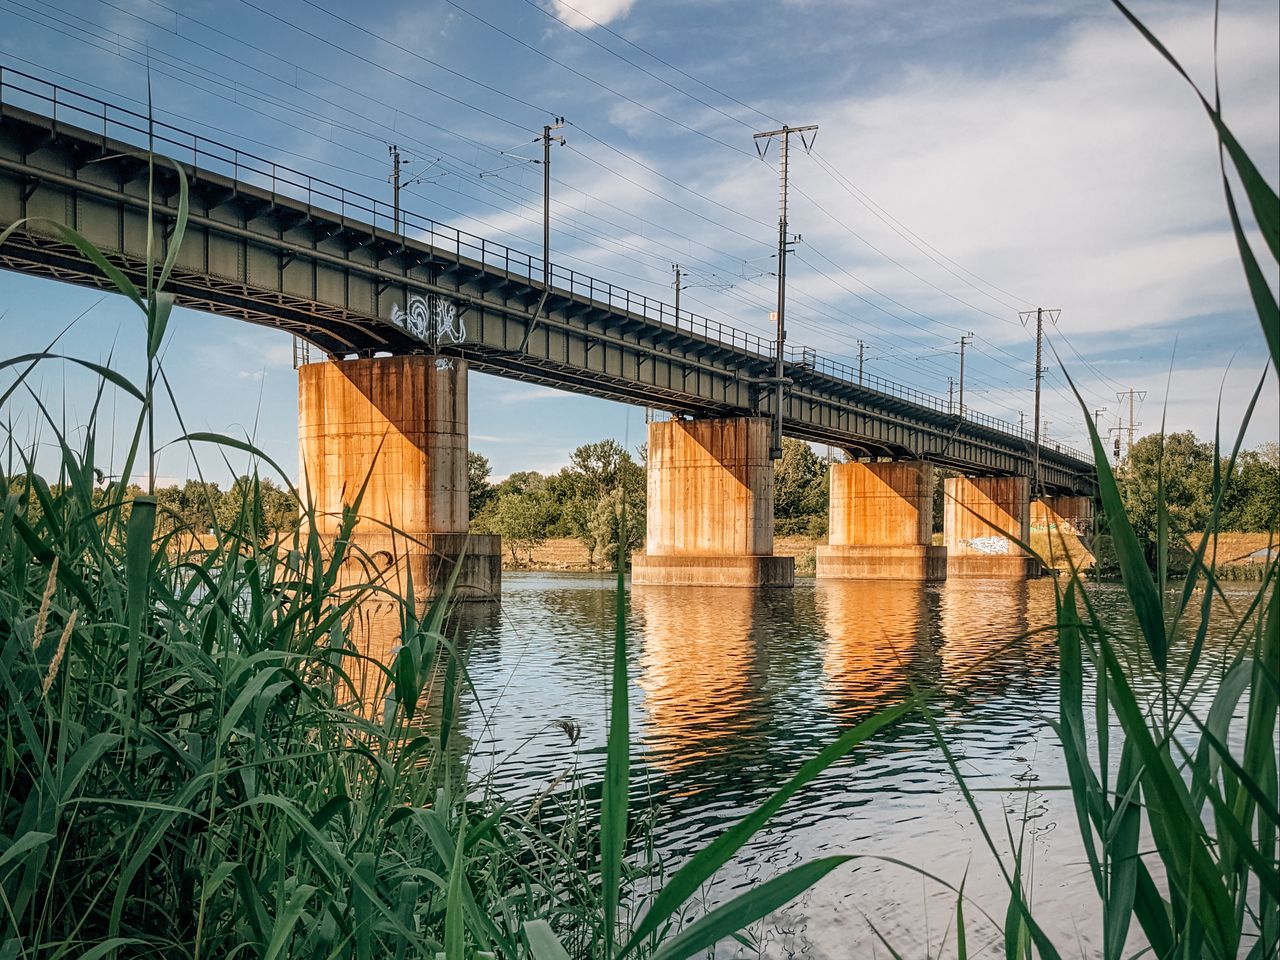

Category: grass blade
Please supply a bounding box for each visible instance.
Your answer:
[601,558,630,955]
[650,857,853,960]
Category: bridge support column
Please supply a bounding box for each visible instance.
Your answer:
[631,417,794,587]
[1031,495,1096,570]
[944,476,1036,579]
[816,461,946,580]
[298,355,501,603]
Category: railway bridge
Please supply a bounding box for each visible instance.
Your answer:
[0,68,1096,596]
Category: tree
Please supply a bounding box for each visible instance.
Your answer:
[467,452,493,519]
[1222,443,1280,532]
[486,490,556,563]
[774,438,828,536]
[1116,431,1215,561]
[586,487,644,570]
[552,440,645,568]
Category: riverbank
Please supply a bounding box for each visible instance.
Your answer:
[501,535,828,574]
[502,530,1275,579]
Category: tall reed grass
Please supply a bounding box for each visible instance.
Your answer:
[865,5,1278,956]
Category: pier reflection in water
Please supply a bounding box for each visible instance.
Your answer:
[452,573,1241,958]
[816,579,936,716]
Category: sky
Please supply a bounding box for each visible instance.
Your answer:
[0,0,1277,486]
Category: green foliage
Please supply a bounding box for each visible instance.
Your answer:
[486,489,558,562]
[884,6,1280,955]
[6,164,884,958]
[771,438,830,539]
[1222,442,1280,533]
[468,451,493,519]
[549,439,645,570]
[773,438,828,521]
[1115,431,1279,562]
[1117,430,1216,558]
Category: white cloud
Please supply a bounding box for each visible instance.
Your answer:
[547,0,638,29]
[664,6,1280,444]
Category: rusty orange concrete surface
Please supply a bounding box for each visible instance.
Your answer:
[298,356,500,603]
[944,475,1035,579]
[818,461,946,581]
[634,417,793,587]
[828,461,933,546]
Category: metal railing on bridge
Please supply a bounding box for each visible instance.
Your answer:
[0,65,1091,466]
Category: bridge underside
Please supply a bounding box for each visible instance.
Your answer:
[0,100,1094,496]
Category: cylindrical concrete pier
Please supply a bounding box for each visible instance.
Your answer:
[632,417,794,587]
[816,461,947,581]
[298,355,501,602]
[943,475,1035,579]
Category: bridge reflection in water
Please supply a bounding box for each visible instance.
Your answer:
[454,572,1241,957]
[815,580,937,718]
[632,585,774,781]
[627,576,1064,793]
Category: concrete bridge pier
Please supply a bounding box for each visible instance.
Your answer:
[1032,495,1095,536]
[816,461,947,581]
[631,417,794,587]
[1031,494,1096,568]
[298,355,501,604]
[944,475,1037,579]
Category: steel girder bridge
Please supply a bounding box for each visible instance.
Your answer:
[0,67,1094,495]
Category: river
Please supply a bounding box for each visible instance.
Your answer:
[446,573,1249,958]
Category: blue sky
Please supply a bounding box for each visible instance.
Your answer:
[1,0,1276,485]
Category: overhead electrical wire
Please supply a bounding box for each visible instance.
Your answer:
[117,0,1046,383]
[513,0,782,129]
[3,0,1095,430]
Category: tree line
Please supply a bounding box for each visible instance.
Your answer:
[27,430,1263,572]
[1115,432,1278,561]
[468,437,833,568]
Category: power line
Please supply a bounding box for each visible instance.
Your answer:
[791,179,1019,326]
[512,0,766,132]
[81,0,1050,392]
[809,150,1035,312]
[3,7,1088,431]
[431,0,757,160]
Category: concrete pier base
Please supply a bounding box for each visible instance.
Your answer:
[816,544,948,580]
[298,355,501,603]
[632,416,794,588]
[817,461,947,581]
[944,475,1036,579]
[631,553,794,587]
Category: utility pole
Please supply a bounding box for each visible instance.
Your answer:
[957,332,973,418]
[672,263,682,329]
[1093,407,1108,438]
[1020,307,1060,495]
[948,377,955,414]
[754,122,818,460]
[388,145,442,235]
[1018,410,1027,433]
[389,144,403,235]
[538,119,566,289]
[1116,388,1146,460]
[857,339,866,385]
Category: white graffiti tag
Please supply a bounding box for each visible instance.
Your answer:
[964,536,1011,555]
[390,294,465,345]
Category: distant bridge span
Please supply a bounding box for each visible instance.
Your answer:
[0,68,1094,497]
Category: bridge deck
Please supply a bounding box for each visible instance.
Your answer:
[0,67,1094,494]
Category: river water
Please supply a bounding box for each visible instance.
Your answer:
[447,573,1248,958]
